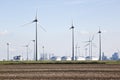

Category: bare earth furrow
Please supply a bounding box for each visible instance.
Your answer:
[0,64,119,80]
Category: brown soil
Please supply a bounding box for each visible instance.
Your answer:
[0,64,120,80]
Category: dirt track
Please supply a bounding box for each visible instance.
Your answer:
[0,64,120,80]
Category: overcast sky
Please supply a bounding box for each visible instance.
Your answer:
[0,0,120,60]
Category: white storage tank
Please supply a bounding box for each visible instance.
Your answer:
[75,56,85,61]
[85,56,99,61]
[91,57,99,61]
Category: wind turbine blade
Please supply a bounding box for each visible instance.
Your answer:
[92,43,97,48]
[69,19,75,30]
[33,9,38,23]
[37,22,46,32]
[22,45,29,47]
[21,45,26,47]
[84,43,90,47]
[40,25,47,32]
[98,26,101,33]
[36,9,38,19]
[84,41,90,43]
[20,21,33,27]
[69,26,73,30]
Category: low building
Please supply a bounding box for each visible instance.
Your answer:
[102,52,108,60]
[85,56,91,60]
[50,56,61,61]
[61,56,71,61]
[13,55,22,61]
[85,56,99,61]
[111,52,119,60]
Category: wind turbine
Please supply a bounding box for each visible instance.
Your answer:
[90,35,95,60]
[22,43,29,61]
[75,43,80,57]
[21,11,45,61]
[85,35,95,60]
[85,37,91,60]
[33,12,38,61]
[32,13,46,61]
[70,22,75,61]
[21,40,33,61]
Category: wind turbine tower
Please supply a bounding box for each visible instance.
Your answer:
[70,22,75,61]
[33,12,38,61]
[25,45,29,61]
[7,43,9,61]
[98,27,102,61]
[32,40,35,60]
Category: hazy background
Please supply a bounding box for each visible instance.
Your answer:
[0,0,120,60]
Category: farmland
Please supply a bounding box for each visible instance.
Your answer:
[0,62,120,80]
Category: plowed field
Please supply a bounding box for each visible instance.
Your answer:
[0,64,120,80]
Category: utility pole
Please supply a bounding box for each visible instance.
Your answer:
[7,43,9,61]
[98,27,102,61]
